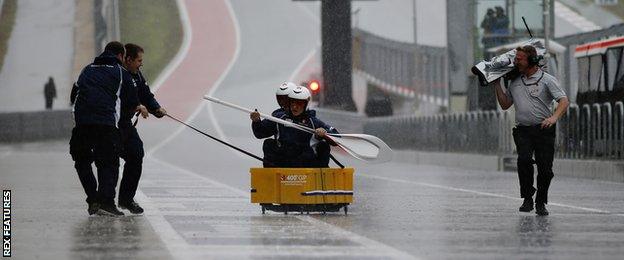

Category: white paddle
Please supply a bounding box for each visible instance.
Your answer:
[204,95,393,163]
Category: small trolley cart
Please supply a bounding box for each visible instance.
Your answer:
[250,167,354,215]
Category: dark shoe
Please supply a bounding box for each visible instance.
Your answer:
[97,203,125,216]
[119,200,144,214]
[535,203,549,216]
[87,202,100,215]
[519,198,534,212]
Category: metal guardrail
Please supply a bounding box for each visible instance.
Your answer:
[314,108,365,134]
[353,29,448,106]
[365,110,515,155]
[364,101,624,160]
[0,110,74,143]
[557,102,624,160]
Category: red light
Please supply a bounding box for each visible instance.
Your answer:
[310,81,320,92]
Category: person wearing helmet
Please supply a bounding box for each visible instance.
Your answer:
[250,86,339,168]
[274,81,297,114]
[250,82,296,140]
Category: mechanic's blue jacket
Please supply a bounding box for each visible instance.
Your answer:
[249,108,285,139]
[118,70,161,128]
[73,51,139,127]
[252,109,338,150]
[271,108,286,117]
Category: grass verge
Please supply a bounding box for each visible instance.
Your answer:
[0,0,17,73]
[119,0,183,82]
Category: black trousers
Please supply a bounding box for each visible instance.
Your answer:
[512,125,556,204]
[118,125,145,203]
[45,98,53,109]
[262,139,331,168]
[69,125,120,205]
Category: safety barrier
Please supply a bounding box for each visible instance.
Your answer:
[0,110,73,143]
[364,101,624,160]
[366,110,516,155]
[353,29,448,106]
[3,102,622,161]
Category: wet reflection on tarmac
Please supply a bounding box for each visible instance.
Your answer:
[517,216,552,249]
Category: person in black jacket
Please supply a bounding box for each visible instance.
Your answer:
[70,41,144,216]
[251,86,338,168]
[70,82,78,106]
[117,43,167,214]
[273,81,296,115]
[248,82,295,141]
[43,76,57,109]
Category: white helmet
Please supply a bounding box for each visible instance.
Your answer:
[276,82,296,96]
[288,86,311,100]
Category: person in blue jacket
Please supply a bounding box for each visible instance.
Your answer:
[117,43,167,214]
[250,81,296,140]
[70,41,144,216]
[251,86,338,168]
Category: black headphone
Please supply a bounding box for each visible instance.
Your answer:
[528,53,543,66]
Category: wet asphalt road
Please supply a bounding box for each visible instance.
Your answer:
[2,0,623,259]
[135,0,624,258]
[2,140,624,259]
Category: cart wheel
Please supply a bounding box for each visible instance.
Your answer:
[261,206,266,215]
[284,211,288,215]
[344,205,348,215]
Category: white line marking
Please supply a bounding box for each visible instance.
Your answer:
[296,1,320,25]
[146,157,417,259]
[145,0,194,157]
[288,46,319,82]
[201,0,318,158]
[141,1,412,258]
[149,0,193,92]
[359,173,616,215]
[0,151,11,159]
[205,0,242,145]
[301,216,416,259]
[294,0,322,54]
[135,190,191,259]
[554,2,601,32]
[146,0,241,157]
[139,0,241,258]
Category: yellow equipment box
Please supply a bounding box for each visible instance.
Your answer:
[250,167,354,214]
